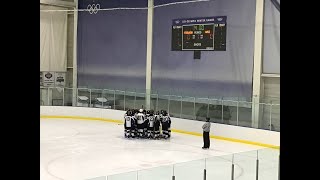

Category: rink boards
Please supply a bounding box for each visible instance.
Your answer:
[40,106,280,149]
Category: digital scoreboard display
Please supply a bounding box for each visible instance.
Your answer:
[172,16,227,51]
[182,24,214,50]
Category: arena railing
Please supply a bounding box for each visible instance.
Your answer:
[40,86,280,132]
[85,147,280,180]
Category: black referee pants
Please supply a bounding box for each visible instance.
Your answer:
[203,131,210,148]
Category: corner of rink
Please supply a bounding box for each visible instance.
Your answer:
[40,106,280,149]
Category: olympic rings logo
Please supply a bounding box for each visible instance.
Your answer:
[87,4,100,14]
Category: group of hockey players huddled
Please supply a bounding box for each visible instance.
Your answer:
[124,109,171,139]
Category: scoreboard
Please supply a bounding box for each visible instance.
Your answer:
[172,16,227,51]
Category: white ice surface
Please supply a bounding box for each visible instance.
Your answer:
[40,118,278,180]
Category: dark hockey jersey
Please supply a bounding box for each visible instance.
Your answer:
[162,116,171,124]
[154,117,161,129]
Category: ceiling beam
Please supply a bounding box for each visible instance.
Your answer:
[40,0,75,8]
[261,73,280,78]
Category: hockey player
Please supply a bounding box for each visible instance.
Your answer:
[143,110,150,138]
[154,111,161,139]
[136,109,145,138]
[167,113,172,138]
[161,110,171,139]
[130,110,136,138]
[154,110,160,122]
[124,109,129,137]
[159,110,165,138]
[146,110,155,139]
[124,110,134,138]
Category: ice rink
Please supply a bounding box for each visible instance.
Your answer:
[40,118,278,180]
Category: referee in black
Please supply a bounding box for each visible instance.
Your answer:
[202,117,211,149]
